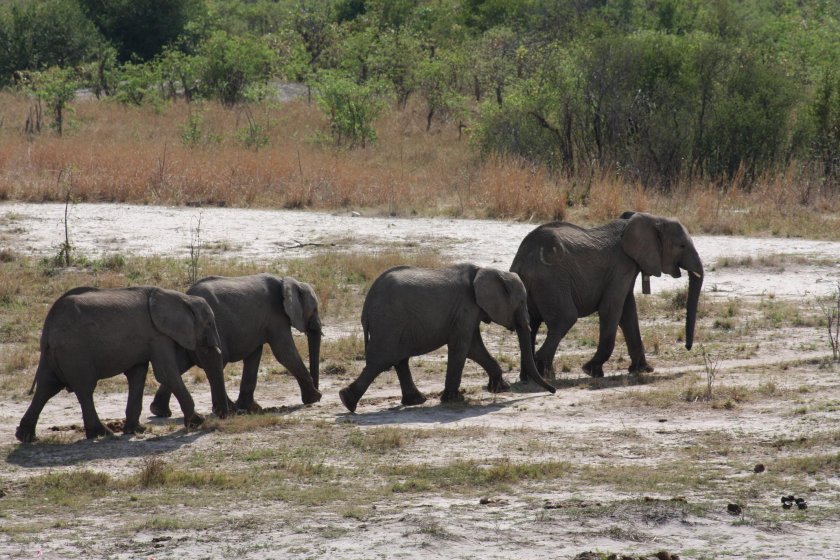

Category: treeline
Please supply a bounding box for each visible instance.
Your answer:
[2,0,840,190]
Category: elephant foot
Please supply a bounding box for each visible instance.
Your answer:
[339,387,360,413]
[401,391,427,407]
[236,398,263,414]
[582,360,604,378]
[15,424,36,443]
[628,361,654,375]
[123,422,146,435]
[85,422,114,440]
[487,376,511,393]
[184,412,205,430]
[212,398,236,419]
[301,389,322,406]
[149,401,172,418]
[440,389,465,403]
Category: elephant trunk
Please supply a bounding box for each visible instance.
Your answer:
[682,249,704,350]
[515,310,556,394]
[307,327,321,390]
[200,349,232,418]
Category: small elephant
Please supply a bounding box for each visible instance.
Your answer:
[150,274,322,417]
[339,264,556,412]
[16,286,228,442]
[510,211,704,379]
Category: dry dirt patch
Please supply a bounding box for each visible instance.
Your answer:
[1,205,840,559]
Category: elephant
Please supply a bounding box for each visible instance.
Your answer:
[149,274,321,418]
[510,211,704,379]
[16,286,229,443]
[338,264,556,412]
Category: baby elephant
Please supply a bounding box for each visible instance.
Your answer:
[339,264,556,412]
[16,286,228,443]
[149,274,322,417]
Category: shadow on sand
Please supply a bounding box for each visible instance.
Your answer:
[338,392,552,426]
[512,368,693,392]
[6,416,211,468]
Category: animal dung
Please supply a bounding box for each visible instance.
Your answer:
[753,463,766,473]
[727,503,742,515]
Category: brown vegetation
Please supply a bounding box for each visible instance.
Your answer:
[2,92,839,238]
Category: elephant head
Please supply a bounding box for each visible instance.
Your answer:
[282,278,322,388]
[474,268,556,394]
[149,289,222,352]
[149,288,229,416]
[620,212,704,350]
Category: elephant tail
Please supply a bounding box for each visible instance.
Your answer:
[363,318,370,353]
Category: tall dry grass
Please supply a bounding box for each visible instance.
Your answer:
[1,91,839,236]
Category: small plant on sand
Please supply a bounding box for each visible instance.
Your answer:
[187,212,203,284]
[701,345,720,399]
[818,282,840,362]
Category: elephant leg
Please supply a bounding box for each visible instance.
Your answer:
[441,339,470,403]
[395,359,426,406]
[16,371,63,443]
[124,363,149,435]
[339,361,390,413]
[149,384,173,418]
[529,313,542,354]
[619,292,653,374]
[75,385,112,439]
[530,314,576,381]
[467,329,509,393]
[582,306,623,378]
[268,330,321,405]
[151,353,202,430]
[236,346,264,413]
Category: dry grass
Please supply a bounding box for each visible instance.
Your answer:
[3,92,840,236]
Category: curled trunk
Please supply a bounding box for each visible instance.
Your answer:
[515,315,556,394]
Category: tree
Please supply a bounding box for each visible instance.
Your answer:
[0,0,104,83]
[32,67,78,136]
[80,0,204,62]
[314,70,389,148]
[197,31,277,106]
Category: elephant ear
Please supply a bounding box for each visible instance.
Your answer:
[621,212,663,277]
[474,268,518,331]
[148,288,198,350]
[283,278,318,332]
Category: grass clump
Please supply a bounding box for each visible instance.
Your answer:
[135,456,244,489]
[348,427,407,454]
[384,459,571,493]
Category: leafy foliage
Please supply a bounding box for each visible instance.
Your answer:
[2,0,840,189]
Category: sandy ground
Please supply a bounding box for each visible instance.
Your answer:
[1,203,840,559]
[2,202,840,299]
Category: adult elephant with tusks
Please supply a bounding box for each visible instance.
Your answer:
[16,286,229,443]
[150,274,322,418]
[510,211,704,379]
[338,264,556,413]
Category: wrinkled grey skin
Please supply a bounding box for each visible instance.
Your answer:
[16,286,228,443]
[150,274,322,417]
[338,264,556,413]
[510,211,704,379]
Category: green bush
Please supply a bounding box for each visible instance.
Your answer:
[313,70,389,148]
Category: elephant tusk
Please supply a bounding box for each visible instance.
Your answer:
[214,346,222,355]
[691,271,702,278]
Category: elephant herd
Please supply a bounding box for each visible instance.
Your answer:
[15,211,703,443]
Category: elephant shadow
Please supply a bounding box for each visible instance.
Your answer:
[338,393,550,427]
[5,420,209,468]
[534,369,692,391]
